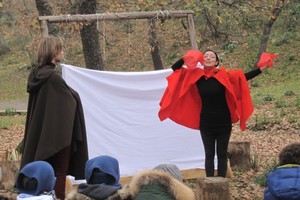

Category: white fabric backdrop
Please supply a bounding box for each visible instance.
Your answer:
[62,64,205,177]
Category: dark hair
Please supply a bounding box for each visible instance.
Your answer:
[204,49,219,67]
[279,143,300,165]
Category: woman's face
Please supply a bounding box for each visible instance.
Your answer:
[54,49,64,63]
[203,51,218,69]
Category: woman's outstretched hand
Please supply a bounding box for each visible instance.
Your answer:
[182,50,204,69]
[257,52,278,70]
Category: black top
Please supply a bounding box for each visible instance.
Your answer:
[171,58,262,133]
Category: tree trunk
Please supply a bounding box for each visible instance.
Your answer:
[0,33,10,56]
[0,0,3,18]
[35,0,59,35]
[228,141,251,171]
[148,19,163,70]
[195,177,232,200]
[254,0,285,68]
[78,0,104,70]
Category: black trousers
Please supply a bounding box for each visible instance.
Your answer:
[200,128,231,177]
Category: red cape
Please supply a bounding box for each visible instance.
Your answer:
[158,67,253,131]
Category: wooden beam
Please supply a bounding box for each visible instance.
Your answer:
[38,10,194,23]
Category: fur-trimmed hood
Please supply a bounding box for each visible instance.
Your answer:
[125,170,195,200]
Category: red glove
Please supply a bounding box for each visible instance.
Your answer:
[257,52,278,68]
[182,50,204,69]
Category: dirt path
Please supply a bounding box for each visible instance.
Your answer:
[0,100,28,111]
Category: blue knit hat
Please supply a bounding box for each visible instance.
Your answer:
[16,161,56,195]
[85,155,121,187]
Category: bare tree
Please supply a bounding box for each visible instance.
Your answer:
[254,0,285,68]
[35,0,59,35]
[78,0,104,70]
[0,0,10,55]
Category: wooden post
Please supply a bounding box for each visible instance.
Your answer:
[228,141,251,171]
[39,20,49,38]
[187,14,198,50]
[195,177,231,200]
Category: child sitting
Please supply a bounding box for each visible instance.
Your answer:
[264,142,300,200]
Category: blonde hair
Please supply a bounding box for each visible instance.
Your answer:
[37,35,63,67]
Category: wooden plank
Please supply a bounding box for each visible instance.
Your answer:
[38,10,194,23]
[119,168,207,184]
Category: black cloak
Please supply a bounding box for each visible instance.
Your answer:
[20,64,88,179]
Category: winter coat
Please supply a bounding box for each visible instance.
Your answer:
[264,165,300,200]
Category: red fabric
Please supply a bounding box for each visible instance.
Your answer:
[257,52,278,68]
[182,50,204,69]
[158,67,254,131]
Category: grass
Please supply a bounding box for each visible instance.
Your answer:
[0,49,29,102]
[0,114,26,129]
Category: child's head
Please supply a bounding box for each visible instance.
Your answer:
[16,161,55,195]
[153,163,183,182]
[279,143,300,165]
[85,155,121,187]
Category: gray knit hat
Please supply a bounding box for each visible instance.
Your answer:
[153,164,183,182]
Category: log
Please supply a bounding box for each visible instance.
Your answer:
[228,141,251,171]
[38,10,194,23]
[195,177,231,200]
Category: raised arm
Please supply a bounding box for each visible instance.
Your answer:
[244,68,262,81]
[245,52,278,80]
[171,58,184,71]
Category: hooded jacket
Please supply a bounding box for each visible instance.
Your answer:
[20,64,88,179]
[158,67,253,131]
[264,165,300,200]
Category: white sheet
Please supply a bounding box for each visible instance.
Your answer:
[62,64,205,177]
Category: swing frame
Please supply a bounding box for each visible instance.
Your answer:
[38,10,198,50]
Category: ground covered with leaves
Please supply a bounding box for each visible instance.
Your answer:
[0,103,299,199]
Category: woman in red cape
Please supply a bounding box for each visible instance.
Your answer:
[159,50,276,177]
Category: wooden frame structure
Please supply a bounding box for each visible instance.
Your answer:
[38,10,198,50]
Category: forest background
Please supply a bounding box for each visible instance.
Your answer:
[0,0,299,199]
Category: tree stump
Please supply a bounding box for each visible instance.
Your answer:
[228,141,251,171]
[0,160,20,190]
[195,177,231,200]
